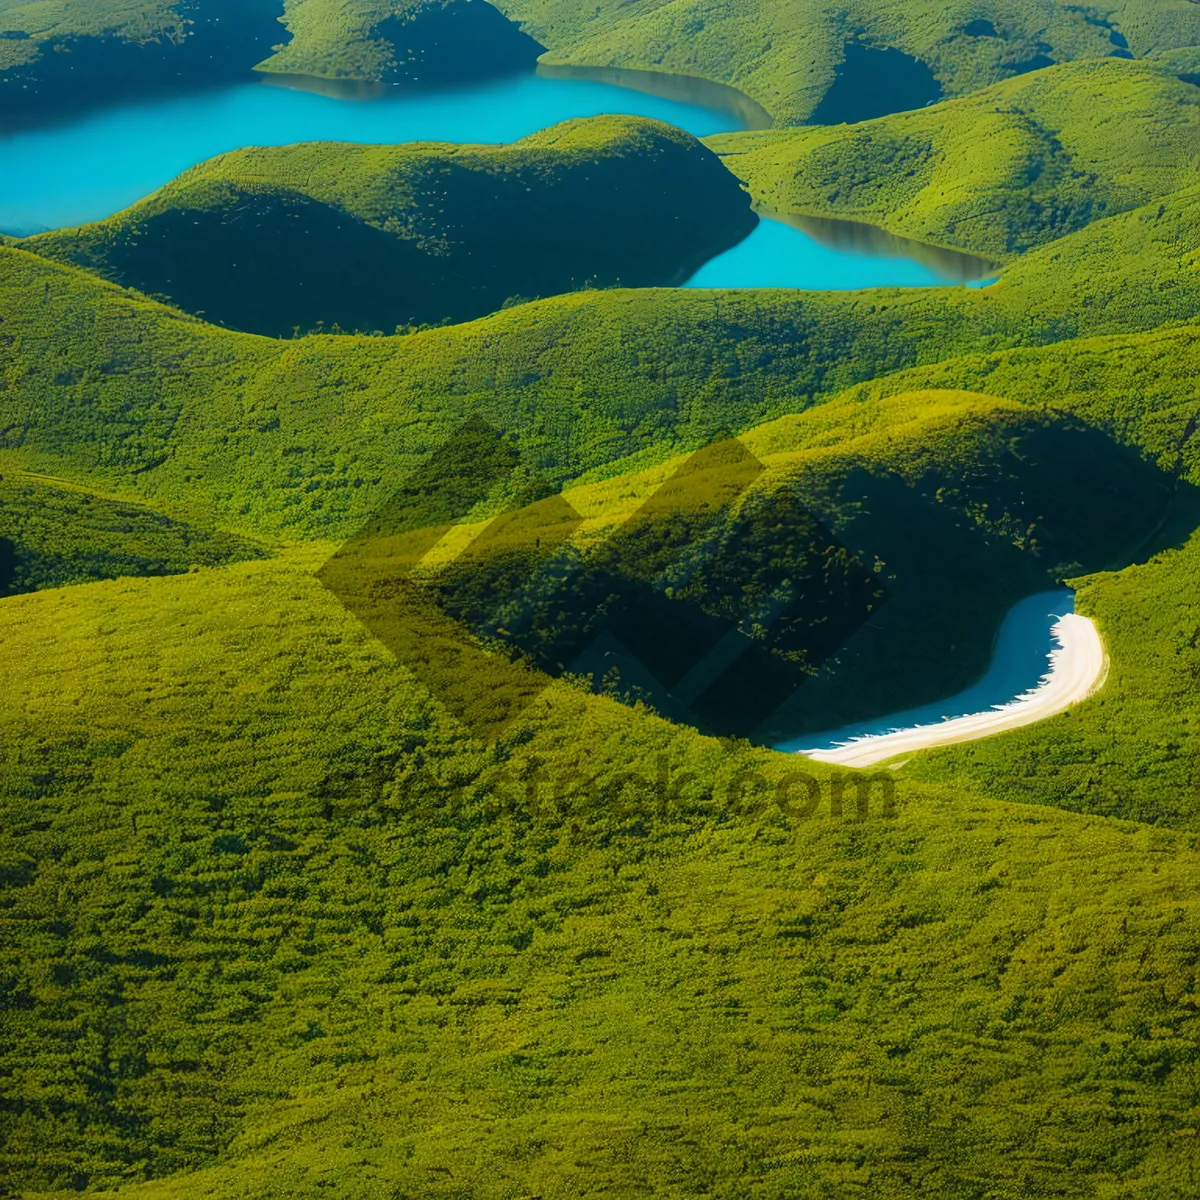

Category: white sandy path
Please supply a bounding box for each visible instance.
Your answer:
[800,613,1108,769]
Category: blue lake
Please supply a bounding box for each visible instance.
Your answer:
[776,589,1074,754]
[687,214,985,290]
[0,69,995,288]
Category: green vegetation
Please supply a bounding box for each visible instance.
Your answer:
[5,162,1199,534]
[6,5,1200,1197]
[0,0,289,123]
[709,58,1200,257]
[815,333,1200,829]
[5,550,1200,1197]
[496,0,1200,123]
[260,0,543,84]
[909,525,1200,829]
[0,472,267,595]
[6,0,1200,126]
[395,387,1181,739]
[22,117,756,336]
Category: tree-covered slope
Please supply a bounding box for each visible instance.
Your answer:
[6,0,1200,128]
[496,0,1200,123]
[0,0,291,125]
[261,0,1200,124]
[709,57,1200,258]
[22,117,756,336]
[810,332,1200,830]
[5,3,1200,1198]
[6,220,1199,805]
[398,387,1181,742]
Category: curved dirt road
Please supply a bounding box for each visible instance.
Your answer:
[800,613,1107,769]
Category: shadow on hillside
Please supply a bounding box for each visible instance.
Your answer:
[0,536,15,598]
[807,41,942,125]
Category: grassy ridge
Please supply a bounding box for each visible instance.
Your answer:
[5,223,1200,804]
[709,58,1200,257]
[5,172,1199,533]
[496,0,1200,123]
[23,117,756,335]
[798,325,1200,826]
[4,552,1200,1195]
[411,387,1180,739]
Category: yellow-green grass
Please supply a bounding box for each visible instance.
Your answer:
[3,549,1200,1195]
[0,471,268,595]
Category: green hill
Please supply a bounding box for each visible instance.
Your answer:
[709,57,1200,257]
[379,388,1180,742]
[0,0,291,125]
[7,12,1200,1192]
[7,0,1200,128]
[264,0,1200,124]
[22,117,756,336]
[496,0,1200,123]
[812,330,1200,829]
[6,213,1200,775]
[3,495,1200,1197]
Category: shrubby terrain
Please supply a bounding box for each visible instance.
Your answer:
[4,4,1200,1198]
[710,57,1200,256]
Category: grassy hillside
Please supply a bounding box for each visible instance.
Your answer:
[258,0,544,84]
[269,0,1200,124]
[810,333,1200,829]
[22,117,755,336]
[390,388,1179,741]
[0,472,267,595]
[775,323,1200,827]
[0,0,290,124]
[907,527,1200,830]
[5,169,1199,533]
[6,219,1199,771]
[496,0,1200,123]
[5,4,1200,1198]
[709,58,1200,258]
[4,551,1200,1196]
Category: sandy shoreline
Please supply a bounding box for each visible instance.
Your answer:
[799,613,1107,769]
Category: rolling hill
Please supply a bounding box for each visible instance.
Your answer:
[4,4,1200,1196]
[21,117,756,336]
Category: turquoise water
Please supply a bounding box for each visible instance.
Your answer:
[688,216,952,289]
[776,589,1074,753]
[0,73,742,235]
